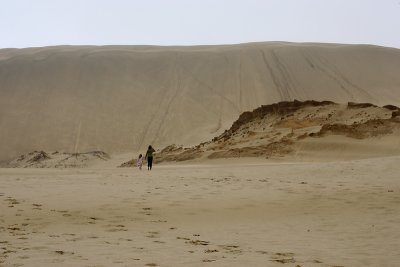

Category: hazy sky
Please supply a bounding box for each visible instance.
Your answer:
[1,0,399,48]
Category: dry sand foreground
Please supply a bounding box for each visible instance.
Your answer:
[1,157,400,266]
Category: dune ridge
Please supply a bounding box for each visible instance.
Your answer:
[153,100,400,162]
[2,150,110,168]
[1,42,400,161]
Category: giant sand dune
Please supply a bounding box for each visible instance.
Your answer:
[1,42,400,161]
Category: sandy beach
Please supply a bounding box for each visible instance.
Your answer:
[2,157,400,266]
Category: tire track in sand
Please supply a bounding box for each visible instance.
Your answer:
[259,49,291,101]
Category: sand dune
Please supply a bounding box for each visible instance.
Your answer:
[153,100,400,163]
[3,150,110,168]
[1,42,400,161]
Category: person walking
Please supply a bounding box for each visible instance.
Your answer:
[145,145,156,170]
[136,154,144,170]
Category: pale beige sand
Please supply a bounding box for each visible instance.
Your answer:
[1,157,400,266]
[1,43,400,161]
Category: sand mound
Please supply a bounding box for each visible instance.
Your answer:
[155,100,400,162]
[3,150,110,168]
[1,42,400,161]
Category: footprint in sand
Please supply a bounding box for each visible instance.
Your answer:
[187,240,210,246]
[202,259,216,262]
[139,207,154,216]
[87,217,101,224]
[270,252,296,264]
[0,241,9,260]
[105,224,128,232]
[32,204,42,210]
[146,231,160,238]
[204,249,219,253]
[8,225,21,231]
[49,234,60,238]
[53,210,73,217]
[218,245,242,254]
[311,259,323,263]
[55,250,75,256]
[149,219,168,223]
[176,236,191,241]
[5,197,20,207]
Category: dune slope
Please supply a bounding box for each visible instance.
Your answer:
[1,42,400,161]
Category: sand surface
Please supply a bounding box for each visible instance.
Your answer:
[2,157,400,266]
[1,43,400,161]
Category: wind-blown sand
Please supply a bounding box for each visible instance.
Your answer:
[1,157,400,266]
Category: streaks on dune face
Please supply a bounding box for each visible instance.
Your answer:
[134,83,169,151]
[260,46,375,104]
[151,57,183,144]
[134,57,176,151]
[319,54,374,101]
[301,49,374,101]
[259,49,296,102]
[180,54,241,115]
[238,53,244,113]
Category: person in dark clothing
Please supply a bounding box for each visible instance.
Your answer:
[145,145,156,170]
